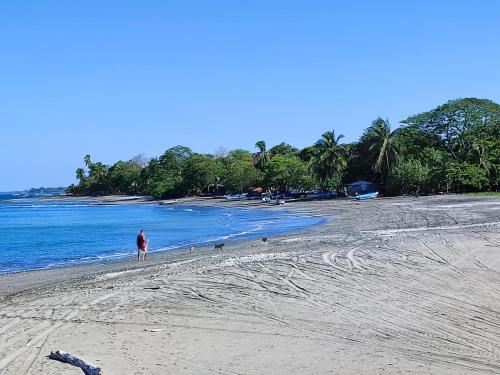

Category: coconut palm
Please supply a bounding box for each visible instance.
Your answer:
[84,154,92,169]
[75,168,86,183]
[473,141,495,176]
[310,130,347,183]
[89,162,108,182]
[364,118,399,183]
[252,141,271,170]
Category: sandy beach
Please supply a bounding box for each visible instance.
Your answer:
[1,195,500,374]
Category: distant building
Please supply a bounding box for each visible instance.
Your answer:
[346,180,376,196]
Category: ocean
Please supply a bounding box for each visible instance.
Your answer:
[0,194,327,274]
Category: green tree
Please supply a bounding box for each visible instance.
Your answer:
[75,168,86,183]
[402,98,500,160]
[362,118,399,185]
[87,162,109,193]
[108,160,141,194]
[71,155,111,195]
[420,147,451,193]
[269,142,299,158]
[387,159,430,195]
[252,141,271,170]
[446,162,489,192]
[224,158,261,193]
[395,125,441,161]
[472,141,495,177]
[228,149,253,161]
[310,130,346,190]
[84,154,92,169]
[145,146,192,198]
[298,145,317,163]
[67,97,500,198]
[264,156,311,190]
[183,154,223,195]
[68,167,87,194]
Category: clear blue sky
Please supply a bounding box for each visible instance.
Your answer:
[1,0,499,191]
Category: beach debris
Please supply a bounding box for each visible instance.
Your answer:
[189,245,196,253]
[214,243,225,250]
[48,350,103,375]
[144,286,161,290]
[262,237,268,243]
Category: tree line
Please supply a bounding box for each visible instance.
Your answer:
[67,98,499,198]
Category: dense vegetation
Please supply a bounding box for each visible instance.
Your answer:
[67,98,500,198]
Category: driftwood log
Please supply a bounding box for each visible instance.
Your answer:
[48,351,103,375]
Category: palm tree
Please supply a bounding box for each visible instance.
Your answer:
[252,141,270,170]
[473,141,495,176]
[425,148,450,193]
[90,162,108,182]
[84,154,92,169]
[75,168,86,183]
[310,130,347,184]
[364,118,399,184]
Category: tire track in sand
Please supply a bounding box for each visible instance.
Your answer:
[0,290,118,373]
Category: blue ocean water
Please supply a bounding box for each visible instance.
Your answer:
[0,196,327,274]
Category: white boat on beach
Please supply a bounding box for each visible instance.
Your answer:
[225,193,246,201]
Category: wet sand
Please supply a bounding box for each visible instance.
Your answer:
[1,195,500,374]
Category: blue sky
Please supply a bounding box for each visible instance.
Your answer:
[1,0,499,191]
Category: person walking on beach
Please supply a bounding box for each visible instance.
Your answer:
[137,230,148,261]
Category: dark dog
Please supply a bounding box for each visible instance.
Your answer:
[214,243,225,250]
[262,237,268,243]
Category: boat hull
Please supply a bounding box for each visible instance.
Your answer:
[355,192,378,200]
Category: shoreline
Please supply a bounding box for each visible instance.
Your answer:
[0,223,327,297]
[1,194,498,295]
[1,194,500,374]
[0,198,331,296]
[1,193,496,295]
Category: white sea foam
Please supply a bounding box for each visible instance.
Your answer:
[362,221,500,235]
[220,252,295,267]
[94,268,143,281]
